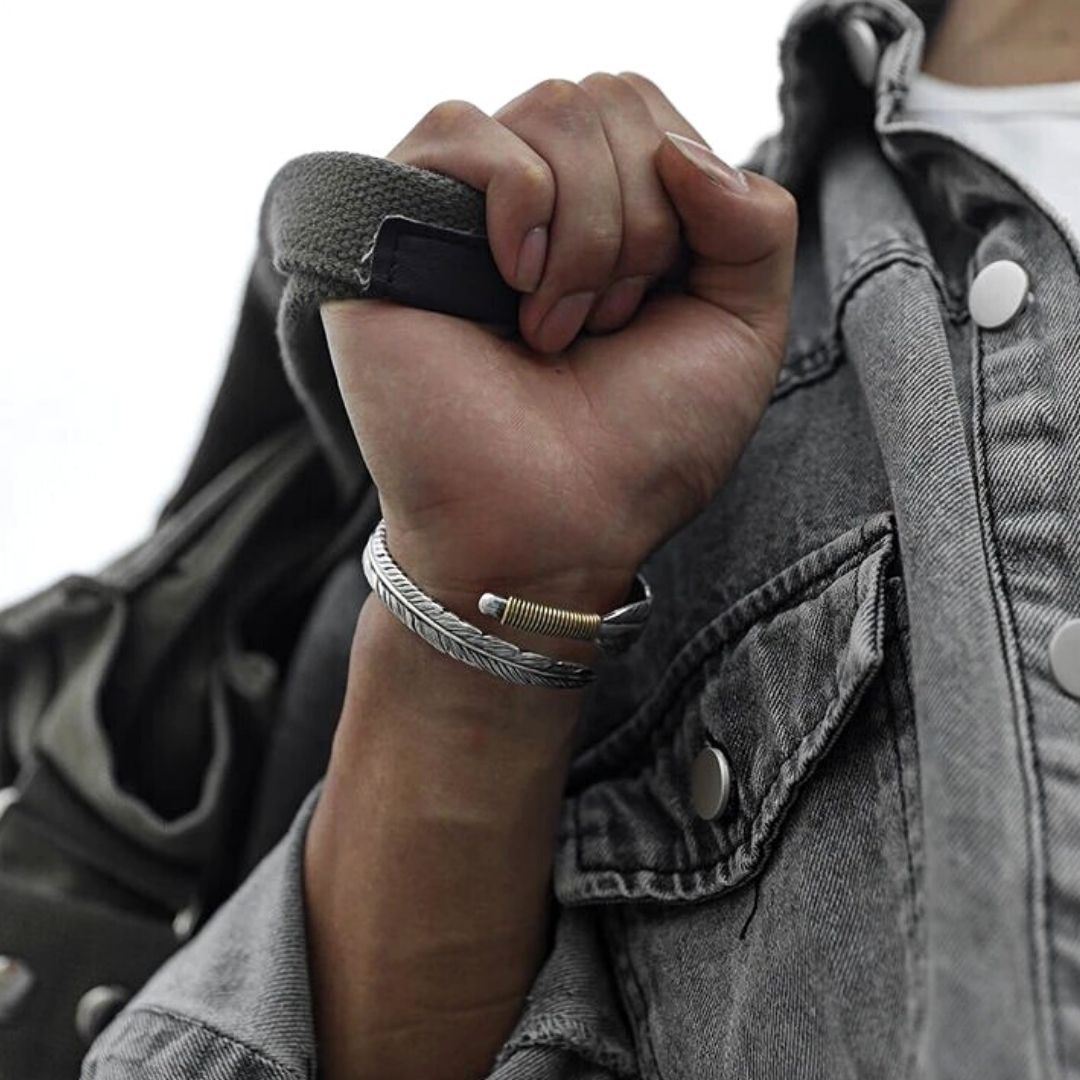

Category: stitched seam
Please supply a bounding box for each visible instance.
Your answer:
[970,321,1057,1077]
[872,2,922,125]
[574,541,893,880]
[568,528,893,790]
[502,1022,639,1080]
[387,221,401,288]
[827,252,967,392]
[565,531,894,851]
[827,227,1051,1073]
[836,235,928,286]
[782,338,832,377]
[97,1004,306,1080]
[882,608,925,1080]
[832,239,967,326]
[773,338,844,401]
[613,906,663,1080]
[731,546,886,831]
[573,647,883,879]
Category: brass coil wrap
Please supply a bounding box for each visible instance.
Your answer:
[500,595,603,641]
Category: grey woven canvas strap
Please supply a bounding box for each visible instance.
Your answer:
[257,151,692,502]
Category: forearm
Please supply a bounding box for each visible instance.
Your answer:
[303,577,627,1080]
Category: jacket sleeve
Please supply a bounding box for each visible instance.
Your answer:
[81,780,639,1080]
[80,783,324,1080]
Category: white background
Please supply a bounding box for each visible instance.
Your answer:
[0,1,800,607]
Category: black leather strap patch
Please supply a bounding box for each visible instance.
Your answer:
[367,216,520,328]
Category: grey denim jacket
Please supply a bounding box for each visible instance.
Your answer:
[4,0,1079,1076]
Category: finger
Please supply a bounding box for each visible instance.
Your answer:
[386,99,556,298]
[576,72,683,334]
[653,132,798,354]
[617,72,797,345]
[494,79,623,354]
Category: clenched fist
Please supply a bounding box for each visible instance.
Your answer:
[320,72,797,648]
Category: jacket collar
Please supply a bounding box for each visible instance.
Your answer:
[759,0,947,193]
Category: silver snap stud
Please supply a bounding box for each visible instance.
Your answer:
[968,260,1030,329]
[691,746,732,821]
[172,902,200,941]
[0,786,19,826]
[1050,620,1080,699]
[75,984,130,1044]
[0,956,35,1023]
[840,15,881,87]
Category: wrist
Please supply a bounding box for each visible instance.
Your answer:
[378,513,643,648]
[366,516,642,671]
[338,592,586,756]
[319,594,587,822]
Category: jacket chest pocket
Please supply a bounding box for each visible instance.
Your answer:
[553,511,923,1079]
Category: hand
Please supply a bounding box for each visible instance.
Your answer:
[321,72,797,628]
[309,78,799,1080]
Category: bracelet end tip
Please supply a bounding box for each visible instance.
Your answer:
[478,592,505,620]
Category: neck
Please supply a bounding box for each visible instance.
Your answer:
[923,0,1080,85]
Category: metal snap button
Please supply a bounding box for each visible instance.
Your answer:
[968,260,1030,329]
[0,956,35,1024]
[172,901,201,941]
[75,984,130,1044]
[1050,620,1080,699]
[840,15,881,87]
[691,746,732,821]
[0,786,19,826]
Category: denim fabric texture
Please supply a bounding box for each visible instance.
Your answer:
[14,0,1076,1075]
[81,785,321,1080]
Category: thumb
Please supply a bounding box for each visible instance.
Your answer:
[655,131,798,351]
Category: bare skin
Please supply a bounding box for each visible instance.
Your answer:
[923,0,1080,85]
[303,70,797,1080]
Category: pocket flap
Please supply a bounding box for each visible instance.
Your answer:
[555,511,898,905]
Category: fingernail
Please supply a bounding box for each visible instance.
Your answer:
[515,225,548,292]
[538,291,595,351]
[664,131,749,193]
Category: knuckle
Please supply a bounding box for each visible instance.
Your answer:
[581,217,623,259]
[615,70,661,95]
[528,78,595,131]
[420,98,481,133]
[624,209,680,266]
[514,158,555,200]
[578,70,621,93]
[532,77,585,105]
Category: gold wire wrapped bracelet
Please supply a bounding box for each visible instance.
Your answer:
[478,575,652,656]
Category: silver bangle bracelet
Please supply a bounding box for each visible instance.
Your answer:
[360,519,650,690]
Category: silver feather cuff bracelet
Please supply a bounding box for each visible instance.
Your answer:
[360,518,652,690]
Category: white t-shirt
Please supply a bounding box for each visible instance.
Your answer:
[901,71,1080,243]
